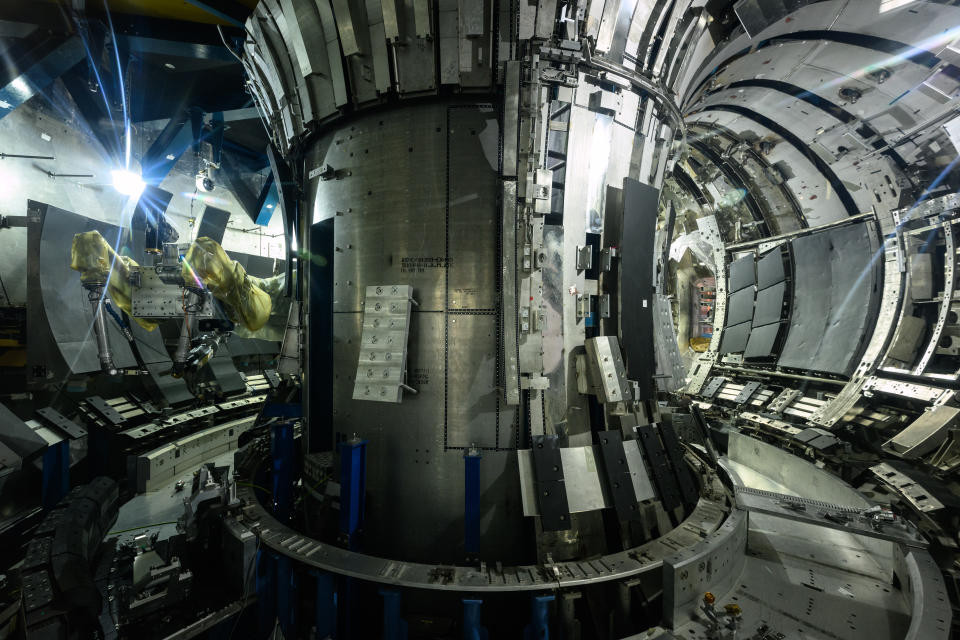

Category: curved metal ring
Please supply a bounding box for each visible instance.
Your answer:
[234,452,733,592]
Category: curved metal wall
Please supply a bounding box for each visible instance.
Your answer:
[306,103,527,563]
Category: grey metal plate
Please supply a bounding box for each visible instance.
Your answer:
[752,280,785,327]
[131,269,215,318]
[196,206,230,245]
[756,247,786,289]
[778,222,881,376]
[0,402,47,459]
[313,104,498,314]
[719,321,751,354]
[886,405,960,459]
[448,107,500,311]
[725,287,754,326]
[445,314,506,449]
[518,445,607,516]
[142,362,195,407]
[35,407,86,439]
[743,321,779,359]
[727,254,755,292]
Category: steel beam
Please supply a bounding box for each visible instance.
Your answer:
[0,36,85,120]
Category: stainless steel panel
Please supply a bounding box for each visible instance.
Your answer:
[534,0,558,40]
[438,4,460,85]
[316,0,350,106]
[448,107,499,310]
[502,61,520,177]
[457,0,492,87]
[331,0,362,56]
[393,0,438,93]
[885,405,960,459]
[446,314,502,449]
[518,445,609,515]
[663,508,748,626]
[624,442,656,502]
[458,0,483,36]
[367,20,392,94]
[311,105,449,312]
[313,103,522,562]
[502,181,521,406]
[413,0,432,37]
[380,0,401,40]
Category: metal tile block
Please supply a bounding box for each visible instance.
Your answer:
[885,405,960,459]
[330,0,362,56]
[381,0,401,40]
[458,0,483,37]
[131,269,215,318]
[352,285,415,403]
[413,0,432,37]
[583,336,631,404]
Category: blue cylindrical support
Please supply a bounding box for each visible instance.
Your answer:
[271,421,295,522]
[41,440,69,509]
[463,448,481,556]
[312,570,337,639]
[378,589,408,640]
[276,553,297,638]
[523,594,554,640]
[338,437,368,549]
[255,549,277,638]
[462,599,488,640]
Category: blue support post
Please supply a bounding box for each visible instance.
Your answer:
[338,437,367,549]
[254,176,280,226]
[256,550,277,638]
[311,570,337,639]
[378,589,408,640]
[139,113,193,187]
[271,421,295,522]
[276,554,297,639]
[523,595,554,640]
[462,599,488,640]
[41,440,69,509]
[463,447,481,556]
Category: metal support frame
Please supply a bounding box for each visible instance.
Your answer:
[254,174,279,226]
[338,437,367,549]
[41,440,69,509]
[464,448,481,556]
[379,588,408,640]
[271,420,295,522]
[524,594,554,639]
[143,115,192,186]
[0,36,85,121]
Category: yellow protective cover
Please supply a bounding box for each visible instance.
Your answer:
[181,237,272,331]
[689,337,711,352]
[69,231,272,332]
[69,231,157,330]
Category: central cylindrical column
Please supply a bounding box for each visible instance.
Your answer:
[307,102,528,564]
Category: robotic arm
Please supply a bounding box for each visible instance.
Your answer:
[69,232,273,378]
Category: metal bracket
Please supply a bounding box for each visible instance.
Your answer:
[700,376,726,399]
[575,245,593,271]
[734,381,762,405]
[35,407,87,439]
[531,435,570,531]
